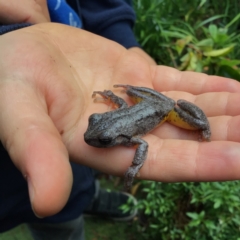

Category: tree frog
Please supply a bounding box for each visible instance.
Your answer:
[84,85,211,191]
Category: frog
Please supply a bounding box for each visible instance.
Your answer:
[84,84,211,191]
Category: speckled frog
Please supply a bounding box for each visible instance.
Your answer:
[84,85,211,191]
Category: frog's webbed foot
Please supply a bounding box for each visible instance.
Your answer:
[114,84,175,104]
[174,100,211,141]
[124,138,148,191]
[92,90,127,109]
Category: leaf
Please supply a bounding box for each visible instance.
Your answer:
[186,212,199,220]
[213,199,222,209]
[229,206,234,213]
[185,8,194,22]
[196,38,214,52]
[188,52,198,71]
[179,53,190,70]
[161,30,187,39]
[170,26,195,38]
[196,38,214,47]
[145,207,151,215]
[199,211,205,218]
[150,224,159,229]
[189,220,201,227]
[218,65,240,81]
[225,13,240,29]
[208,24,218,41]
[198,0,207,9]
[195,15,226,29]
[203,44,235,57]
[233,217,240,225]
[219,59,240,67]
[204,220,216,230]
[229,195,240,202]
[195,61,203,72]
[175,36,192,55]
[141,33,155,46]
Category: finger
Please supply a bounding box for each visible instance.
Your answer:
[79,136,240,183]
[144,137,240,182]
[150,115,240,143]
[0,82,72,217]
[152,66,240,94]
[0,0,50,24]
[165,91,240,117]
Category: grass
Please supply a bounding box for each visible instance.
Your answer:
[0,218,136,240]
[85,218,138,240]
[0,225,32,240]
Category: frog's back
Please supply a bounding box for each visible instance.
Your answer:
[104,99,174,137]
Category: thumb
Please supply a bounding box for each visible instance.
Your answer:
[0,81,73,217]
[0,0,50,24]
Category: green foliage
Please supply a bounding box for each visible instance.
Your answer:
[122,181,240,239]
[124,1,240,239]
[133,0,240,80]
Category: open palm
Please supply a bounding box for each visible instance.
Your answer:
[1,23,240,217]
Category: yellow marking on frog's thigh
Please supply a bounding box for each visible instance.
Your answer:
[156,115,169,128]
[130,92,155,103]
[129,96,144,104]
[167,110,197,130]
[149,115,169,132]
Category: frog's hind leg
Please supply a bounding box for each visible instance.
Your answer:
[114,84,175,104]
[124,137,148,191]
[92,90,128,109]
[173,99,211,141]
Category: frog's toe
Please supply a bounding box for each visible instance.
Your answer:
[202,129,211,141]
[124,166,138,191]
[113,84,129,89]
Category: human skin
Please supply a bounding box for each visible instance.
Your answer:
[1,23,240,218]
[0,0,50,23]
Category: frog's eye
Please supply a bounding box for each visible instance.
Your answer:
[98,137,112,145]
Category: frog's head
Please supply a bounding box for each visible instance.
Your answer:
[84,113,128,148]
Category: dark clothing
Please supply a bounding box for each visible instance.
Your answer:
[0,142,95,233]
[0,0,138,233]
[69,0,139,48]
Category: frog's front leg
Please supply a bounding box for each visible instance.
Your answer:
[92,90,128,109]
[168,100,211,141]
[114,84,175,104]
[124,137,148,191]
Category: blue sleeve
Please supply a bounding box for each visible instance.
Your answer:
[70,0,140,48]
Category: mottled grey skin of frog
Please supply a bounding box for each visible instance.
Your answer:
[84,85,211,191]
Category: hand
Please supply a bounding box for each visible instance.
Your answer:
[128,47,157,65]
[1,23,240,217]
[0,0,50,24]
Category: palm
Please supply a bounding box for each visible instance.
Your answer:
[59,25,240,183]
[1,23,240,217]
